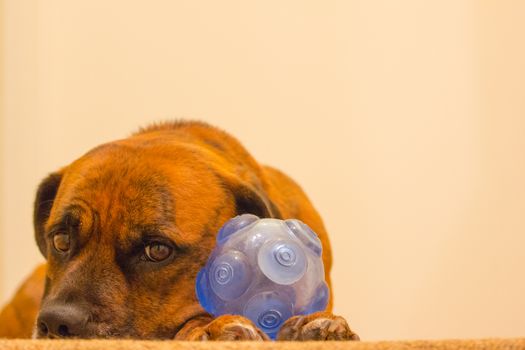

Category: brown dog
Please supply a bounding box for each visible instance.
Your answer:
[0,121,358,340]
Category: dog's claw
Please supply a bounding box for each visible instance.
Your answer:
[276,311,359,341]
[183,315,269,341]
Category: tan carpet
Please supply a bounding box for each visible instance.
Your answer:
[0,339,524,350]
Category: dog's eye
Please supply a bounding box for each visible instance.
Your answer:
[53,233,71,253]
[144,243,172,262]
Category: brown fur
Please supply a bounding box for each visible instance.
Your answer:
[0,265,46,338]
[0,121,355,340]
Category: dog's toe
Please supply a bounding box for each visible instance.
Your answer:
[277,311,359,341]
[185,315,269,341]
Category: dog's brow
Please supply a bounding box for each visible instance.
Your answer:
[46,200,97,244]
[140,224,182,242]
[117,225,162,249]
[46,207,80,233]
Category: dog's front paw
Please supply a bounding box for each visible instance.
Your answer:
[276,311,359,341]
[184,315,269,341]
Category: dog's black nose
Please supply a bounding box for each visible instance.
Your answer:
[37,304,89,338]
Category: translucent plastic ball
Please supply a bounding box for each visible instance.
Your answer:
[196,214,329,339]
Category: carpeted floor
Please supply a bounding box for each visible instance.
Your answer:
[0,339,524,350]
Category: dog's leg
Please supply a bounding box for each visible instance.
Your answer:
[0,264,46,338]
[175,315,269,341]
[276,311,359,341]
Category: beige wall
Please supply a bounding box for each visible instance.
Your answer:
[1,0,524,340]
[0,0,3,304]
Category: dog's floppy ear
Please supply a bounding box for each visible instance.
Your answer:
[223,174,282,219]
[34,171,63,257]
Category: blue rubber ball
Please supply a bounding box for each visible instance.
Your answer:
[195,214,328,339]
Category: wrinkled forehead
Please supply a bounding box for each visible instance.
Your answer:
[54,146,176,231]
[47,141,229,247]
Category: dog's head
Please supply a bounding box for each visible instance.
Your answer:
[33,122,279,338]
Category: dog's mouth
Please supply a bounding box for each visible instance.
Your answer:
[33,319,181,340]
[33,317,130,339]
[33,304,209,340]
